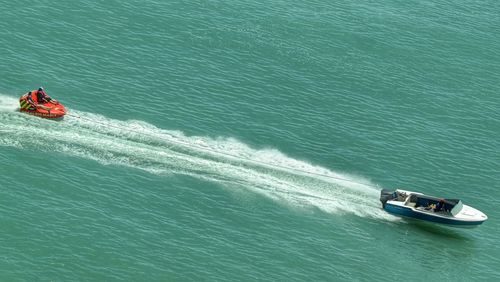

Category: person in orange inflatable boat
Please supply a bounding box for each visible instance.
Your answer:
[19,87,59,111]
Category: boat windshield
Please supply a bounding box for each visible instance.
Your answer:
[451,200,463,216]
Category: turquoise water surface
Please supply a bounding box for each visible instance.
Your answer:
[1,0,499,281]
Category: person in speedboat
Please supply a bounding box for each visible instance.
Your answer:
[424,199,446,212]
[434,199,445,212]
[19,87,59,111]
[425,203,436,211]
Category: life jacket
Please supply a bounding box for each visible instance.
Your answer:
[30,90,41,103]
[19,90,40,110]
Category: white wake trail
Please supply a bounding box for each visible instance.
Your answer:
[0,94,396,220]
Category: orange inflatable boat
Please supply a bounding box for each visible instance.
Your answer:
[19,90,67,119]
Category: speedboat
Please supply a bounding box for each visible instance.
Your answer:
[380,189,487,228]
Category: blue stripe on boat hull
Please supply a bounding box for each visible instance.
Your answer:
[384,204,484,227]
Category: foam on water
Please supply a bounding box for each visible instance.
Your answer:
[0,94,396,220]
[0,95,20,112]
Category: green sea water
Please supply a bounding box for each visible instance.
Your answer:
[1,0,499,281]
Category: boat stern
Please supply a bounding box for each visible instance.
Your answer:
[380,189,396,208]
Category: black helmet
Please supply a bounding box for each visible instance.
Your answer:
[38,87,44,92]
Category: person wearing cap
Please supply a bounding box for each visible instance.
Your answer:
[19,87,58,111]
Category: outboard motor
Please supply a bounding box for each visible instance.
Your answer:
[380,189,396,208]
